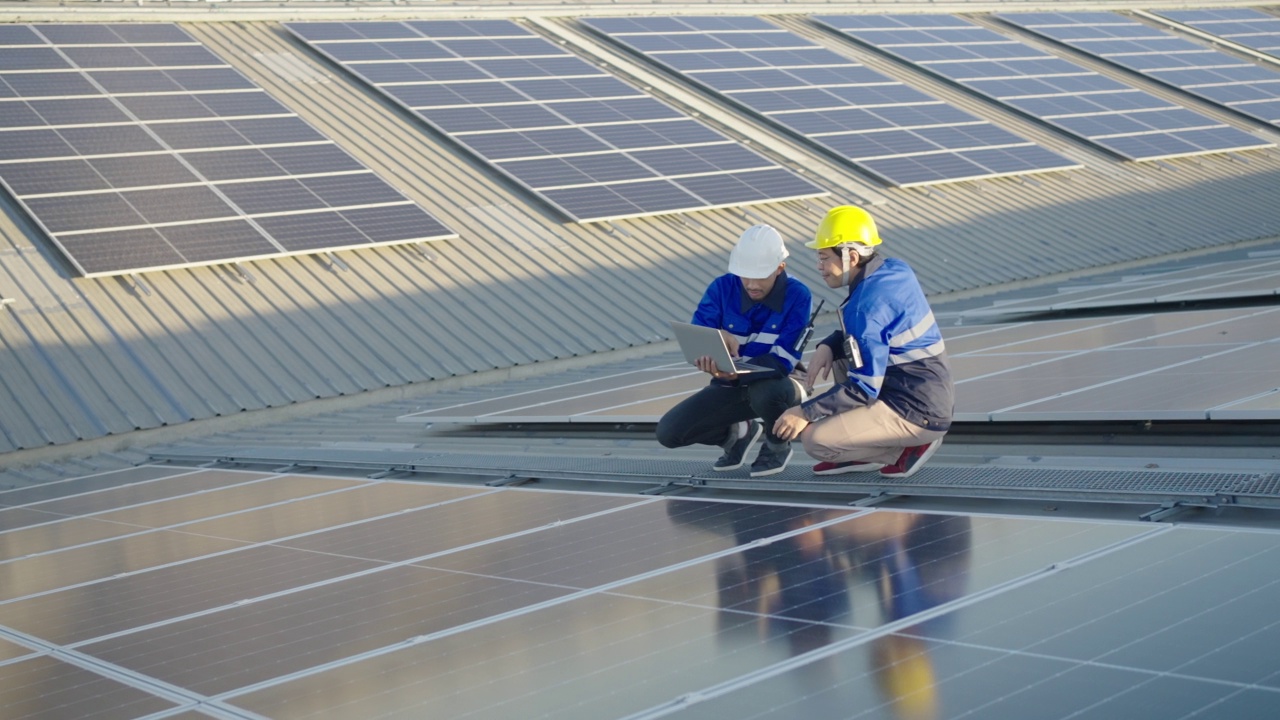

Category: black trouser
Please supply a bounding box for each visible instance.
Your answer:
[656,376,800,449]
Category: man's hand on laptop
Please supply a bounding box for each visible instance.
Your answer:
[720,331,740,357]
[695,355,738,381]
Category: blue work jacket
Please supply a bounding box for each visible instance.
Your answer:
[691,271,812,376]
[802,256,954,431]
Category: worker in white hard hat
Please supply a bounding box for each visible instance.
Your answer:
[773,206,953,479]
[657,224,813,477]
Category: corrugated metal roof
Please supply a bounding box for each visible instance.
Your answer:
[2,5,1280,461]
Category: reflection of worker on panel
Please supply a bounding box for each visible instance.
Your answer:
[713,508,971,718]
[846,513,972,720]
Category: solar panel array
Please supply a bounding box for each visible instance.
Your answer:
[813,14,1273,161]
[5,462,1280,717]
[581,16,1080,187]
[400,304,1280,424]
[1000,12,1280,127]
[0,24,455,278]
[955,254,1280,316]
[1156,7,1280,59]
[285,20,826,223]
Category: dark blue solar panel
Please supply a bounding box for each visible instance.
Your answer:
[1156,8,1280,55]
[0,47,71,71]
[541,179,700,219]
[629,143,771,175]
[816,14,1272,160]
[1001,12,1280,128]
[287,19,823,222]
[405,19,535,38]
[2,71,99,97]
[584,15,1078,186]
[0,22,455,277]
[457,127,610,160]
[502,153,657,188]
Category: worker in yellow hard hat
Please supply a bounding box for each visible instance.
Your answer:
[657,224,814,477]
[772,206,953,478]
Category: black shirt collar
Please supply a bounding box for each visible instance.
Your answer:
[740,270,789,314]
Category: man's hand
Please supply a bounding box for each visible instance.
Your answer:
[805,343,834,393]
[720,330,740,358]
[773,406,810,441]
[694,355,738,381]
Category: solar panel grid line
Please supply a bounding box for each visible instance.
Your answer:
[0,624,254,719]
[1150,7,1280,63]
[0,484,498,609]
[585,15,1079,187]
[211,507,866,704]
[423,369,700,423]
[0,464,203,503]
[566,522,1170,720]
[289,19,825,222]
[398,362,685,421]
[0,477,374,566]
[814,14,1272,161]
[999,12,1280,128]
[55,492,657,655]
[955,258,1280,316]
[0,23,455,277]
[986,340,1270,417]
[0,468,284,523]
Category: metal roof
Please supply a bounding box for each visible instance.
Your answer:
[1,3,1280,464]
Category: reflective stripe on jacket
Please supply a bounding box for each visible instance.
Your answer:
[691,272,813,375]
[802,256,954,431]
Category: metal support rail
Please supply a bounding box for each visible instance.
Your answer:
[150,444,1280,514]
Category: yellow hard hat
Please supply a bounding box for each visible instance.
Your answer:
[806,205,882,250]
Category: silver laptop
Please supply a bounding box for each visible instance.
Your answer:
[670,321,771,375]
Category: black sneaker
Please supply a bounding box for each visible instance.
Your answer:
[713,420,762,472]
[750,441,793,477]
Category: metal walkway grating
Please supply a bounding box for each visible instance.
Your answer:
[150,444,1280,510]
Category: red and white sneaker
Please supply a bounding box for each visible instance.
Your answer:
[813,460,886,475]
[879,439,943,479]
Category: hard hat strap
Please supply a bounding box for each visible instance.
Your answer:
[840,245,852,287]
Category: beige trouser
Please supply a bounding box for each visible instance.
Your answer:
[800,399,946,465]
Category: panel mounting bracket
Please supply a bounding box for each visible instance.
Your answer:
[326,253,349,273]
[849,490,897,507]
[602,221,631,238]
[415,243,439,262]
[1140,501,1190,522]
[233,263,257,284]
[127,273,152,297]
[486,474,535,487]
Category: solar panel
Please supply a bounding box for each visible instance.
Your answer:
[398,305,1280,425]
[1001,12,1280,128]
[286,20,826,223]
[581,16,1080,187]
[813,14,1273,161]
[1156,7,1280,58]
[0,23,455,278]
[27,459,1275,719]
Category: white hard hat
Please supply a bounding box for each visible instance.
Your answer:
[727,224,787,279]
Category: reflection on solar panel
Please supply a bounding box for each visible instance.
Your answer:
[0,24,455,278]
[398,305,1280,424]
[1001,12,1280,127]
[581,16,1080,187]
[813,14,1273,161]
[29,460,1280,718]
[956,254,1280,316]
[285,20,826,223]
[1156,7,1280,59]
